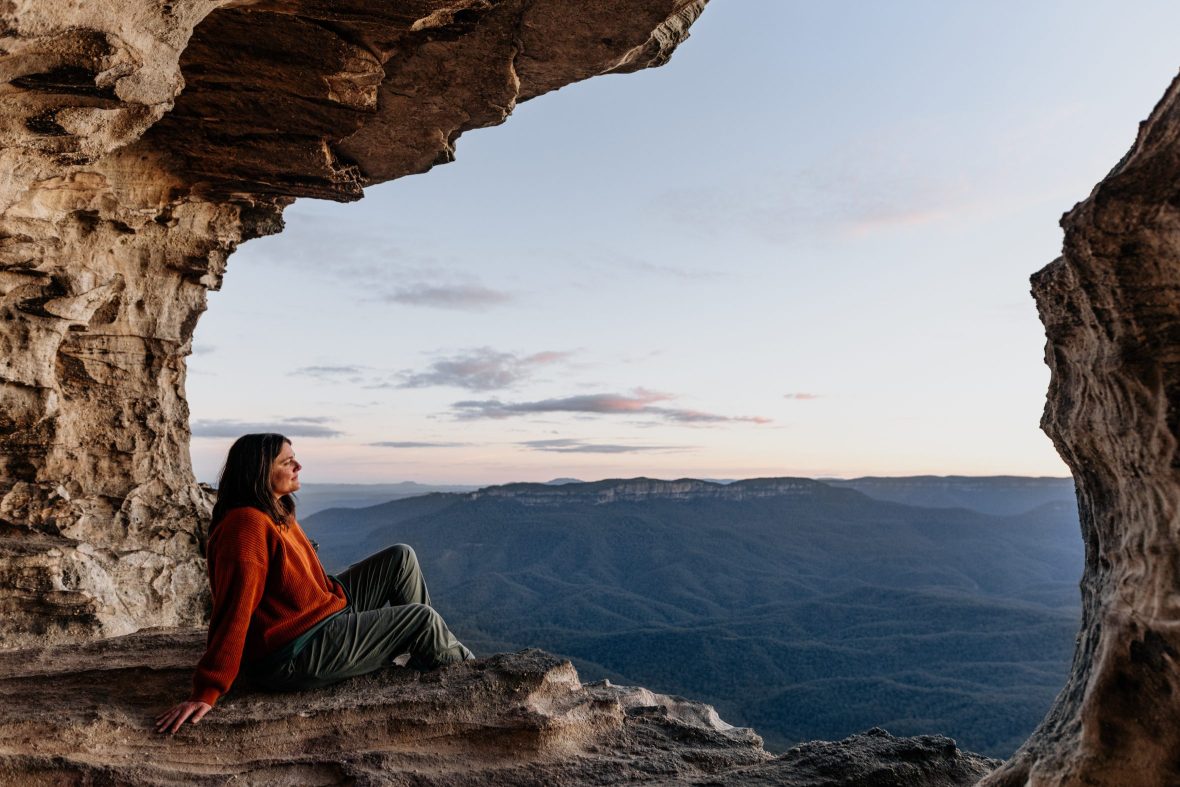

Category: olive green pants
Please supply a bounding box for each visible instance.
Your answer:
[253,543,473,691]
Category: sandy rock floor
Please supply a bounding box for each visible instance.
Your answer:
[0,629,995,785]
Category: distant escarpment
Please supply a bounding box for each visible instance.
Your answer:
[469,476,843,506]
[467,475,1080,511]
[0,629,997,786]
[826,476,1077,516]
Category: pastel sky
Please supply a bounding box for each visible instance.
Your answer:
[187,1,1180,485]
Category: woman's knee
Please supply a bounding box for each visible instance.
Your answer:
[384,543,419,567]
[403,602,440,624]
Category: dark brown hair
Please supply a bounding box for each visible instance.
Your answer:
[209,433,296,534]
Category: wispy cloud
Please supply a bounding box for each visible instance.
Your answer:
[654,408,772,425]
[783,392,821,400]
[191,344,216,356]
[654,172,962,244]
[190,417,344,438]
[382,284,512,311]
[455,389,671,419]
[292,365,369,383]
[520,438,682,454]
[368,440,471,448]
[289,349,571,392]
[451,388,771,425]
[650,119,995,244]
[584,245,721,281]
[617,256,719,280]
[394,347,572,391]
[229,212,514,311]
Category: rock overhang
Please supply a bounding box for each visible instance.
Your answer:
[0,0,707,647]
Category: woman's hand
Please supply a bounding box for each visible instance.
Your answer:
[154,701,212,734]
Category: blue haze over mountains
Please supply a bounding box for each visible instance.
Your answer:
[300,476,1081,758]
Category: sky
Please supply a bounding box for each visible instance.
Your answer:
[187,1,1180,485]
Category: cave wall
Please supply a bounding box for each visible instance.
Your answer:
[978,75,1180,787]
[0,0,706,647]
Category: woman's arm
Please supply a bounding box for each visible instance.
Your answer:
[156,511,270,731]
[188,554,268,706]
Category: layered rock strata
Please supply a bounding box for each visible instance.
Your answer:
[0,0,705,648]
[979,74,1180,786]
[0,630,997,786]
[470,477,837,505]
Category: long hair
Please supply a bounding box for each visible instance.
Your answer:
[208,433,295,542]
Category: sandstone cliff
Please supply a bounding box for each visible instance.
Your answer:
[976,73,1180,787]
[468,477,837,506]
[0,0,706,648]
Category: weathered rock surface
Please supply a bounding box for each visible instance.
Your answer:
[0,629,997,786]
[977,75,1180,786]
[0,0,705,648]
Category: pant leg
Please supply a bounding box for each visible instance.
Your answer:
[336,543,431,611]
[274,603,472,690]
[255,542,473,691]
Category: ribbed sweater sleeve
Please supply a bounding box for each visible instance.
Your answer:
[189,514,269,707]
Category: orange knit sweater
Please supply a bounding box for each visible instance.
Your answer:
[190,506,348,706]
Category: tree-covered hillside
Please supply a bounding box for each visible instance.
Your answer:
[302,477,1082,757]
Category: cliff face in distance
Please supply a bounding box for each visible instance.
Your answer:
[465,475,1080,512]
[5,0,1180,783]
[469,476,842,505]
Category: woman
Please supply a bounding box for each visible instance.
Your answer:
[155,433,472,734]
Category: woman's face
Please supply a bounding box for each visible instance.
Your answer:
[269,441,301,499]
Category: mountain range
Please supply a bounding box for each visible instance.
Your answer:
[293,482,480,516]
[300,476,1082,758]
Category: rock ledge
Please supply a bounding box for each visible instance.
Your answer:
[0,629,996,786]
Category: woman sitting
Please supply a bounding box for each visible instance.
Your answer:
[156,433,472,733]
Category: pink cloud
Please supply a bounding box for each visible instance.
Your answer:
[451,388,770,426]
